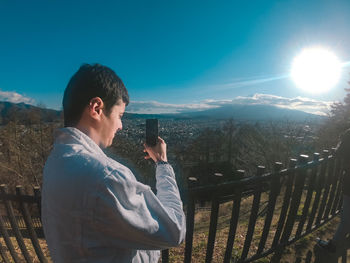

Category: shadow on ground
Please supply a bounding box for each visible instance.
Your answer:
[290,237,350,263]
[312,237,350,263]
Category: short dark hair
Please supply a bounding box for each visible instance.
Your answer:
[63,64,129,127]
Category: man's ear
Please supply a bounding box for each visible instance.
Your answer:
[88,97,104,120]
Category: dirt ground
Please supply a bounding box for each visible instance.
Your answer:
[0,215,345,263]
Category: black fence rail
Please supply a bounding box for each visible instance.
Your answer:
[161,150,343,262]
[0,149,344,263]
[0,184,47,263]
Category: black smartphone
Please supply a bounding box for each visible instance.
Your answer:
[146,119,158,146]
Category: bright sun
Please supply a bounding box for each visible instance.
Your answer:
[291,47,342,93]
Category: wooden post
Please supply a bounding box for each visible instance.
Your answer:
[33,186,42,220]
[16,186,48,263]
[0,244,11,263]
[296,153,319,236]
[331,157,343,215]
[161,249,169,263]
[316,150,331,225]
[0,184,32,262]
[205,198,220,263]
[257,162,283,254]
[223,180,243,263]
[0,196,21,263]
[272,158,298,247]
[306,152,325,230]
[280,155,309,243]
[324,148,340,219]
[240,166,265,261]
[184,177,197,263]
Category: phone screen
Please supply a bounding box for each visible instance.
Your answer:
[146,119,158,146]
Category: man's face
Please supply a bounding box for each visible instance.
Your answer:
[99,101,125,148]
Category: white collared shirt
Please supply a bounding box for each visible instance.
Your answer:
[42,127,186,262]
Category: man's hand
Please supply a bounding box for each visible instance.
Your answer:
[143,137,168,163]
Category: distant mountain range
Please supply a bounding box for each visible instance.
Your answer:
[126,104,325,122]
[0,101,325,124]
[168,104,325,122]
[0,101,61,124]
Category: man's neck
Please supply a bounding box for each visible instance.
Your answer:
[75,122,102,148]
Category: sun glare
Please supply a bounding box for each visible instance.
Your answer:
[291,47,341,93]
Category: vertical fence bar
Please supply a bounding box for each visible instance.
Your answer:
[280,155,309,243]
[240,166,265,261]
[331,159,343,215]
[316,150,331,225]
[184,177,197,263]
[272,159,298,247]
[0,244,11,263]
[324,149,341,219]
[33,186,45,238]
[161,249,169,263]
[295,153,320,236]
[223,187,242,263]
[337,194,343,211]
[256,162,283,254]
[0,212,21,263]
[33,187,42,219]
[16,186,48,263]
[0,184,32,262]
[205,199,220,263]
[306,151,328,231]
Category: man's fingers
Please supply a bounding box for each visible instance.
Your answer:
[144,155,151,160]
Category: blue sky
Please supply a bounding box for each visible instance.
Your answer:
[1,0,350,114]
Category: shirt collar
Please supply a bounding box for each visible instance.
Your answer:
[54,127,106,156]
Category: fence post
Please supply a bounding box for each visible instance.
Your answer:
[257,162,283,254]
[280,155,309,244]
[16,186,48,263]
[306,153,324,230]
[205,197,220,263]
[272,158,298,247]
[296,153,320,236]
[240,166,265,261]
[33,187,42,219]
[316,150,331,225]
[324,148,341,220]
[0,184,33,262]
[331,157,343,215]
[0,185,21,263]
[223,170,244,263]
[184,177,197,263]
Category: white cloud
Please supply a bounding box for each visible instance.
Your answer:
[127,93,334,116]
[0,90,35,105]
[127,100,219,114]
[230,94,333,116]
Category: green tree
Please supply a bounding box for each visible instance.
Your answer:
[317,78,350,149]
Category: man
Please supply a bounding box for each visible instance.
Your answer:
[42,64,186,262]
[317,128,350,253]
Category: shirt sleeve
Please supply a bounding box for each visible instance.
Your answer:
[88,163,186,250]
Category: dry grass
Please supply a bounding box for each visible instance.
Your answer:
[0,185,341,263]
[163,184,341,262]
[0,237,51,263]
